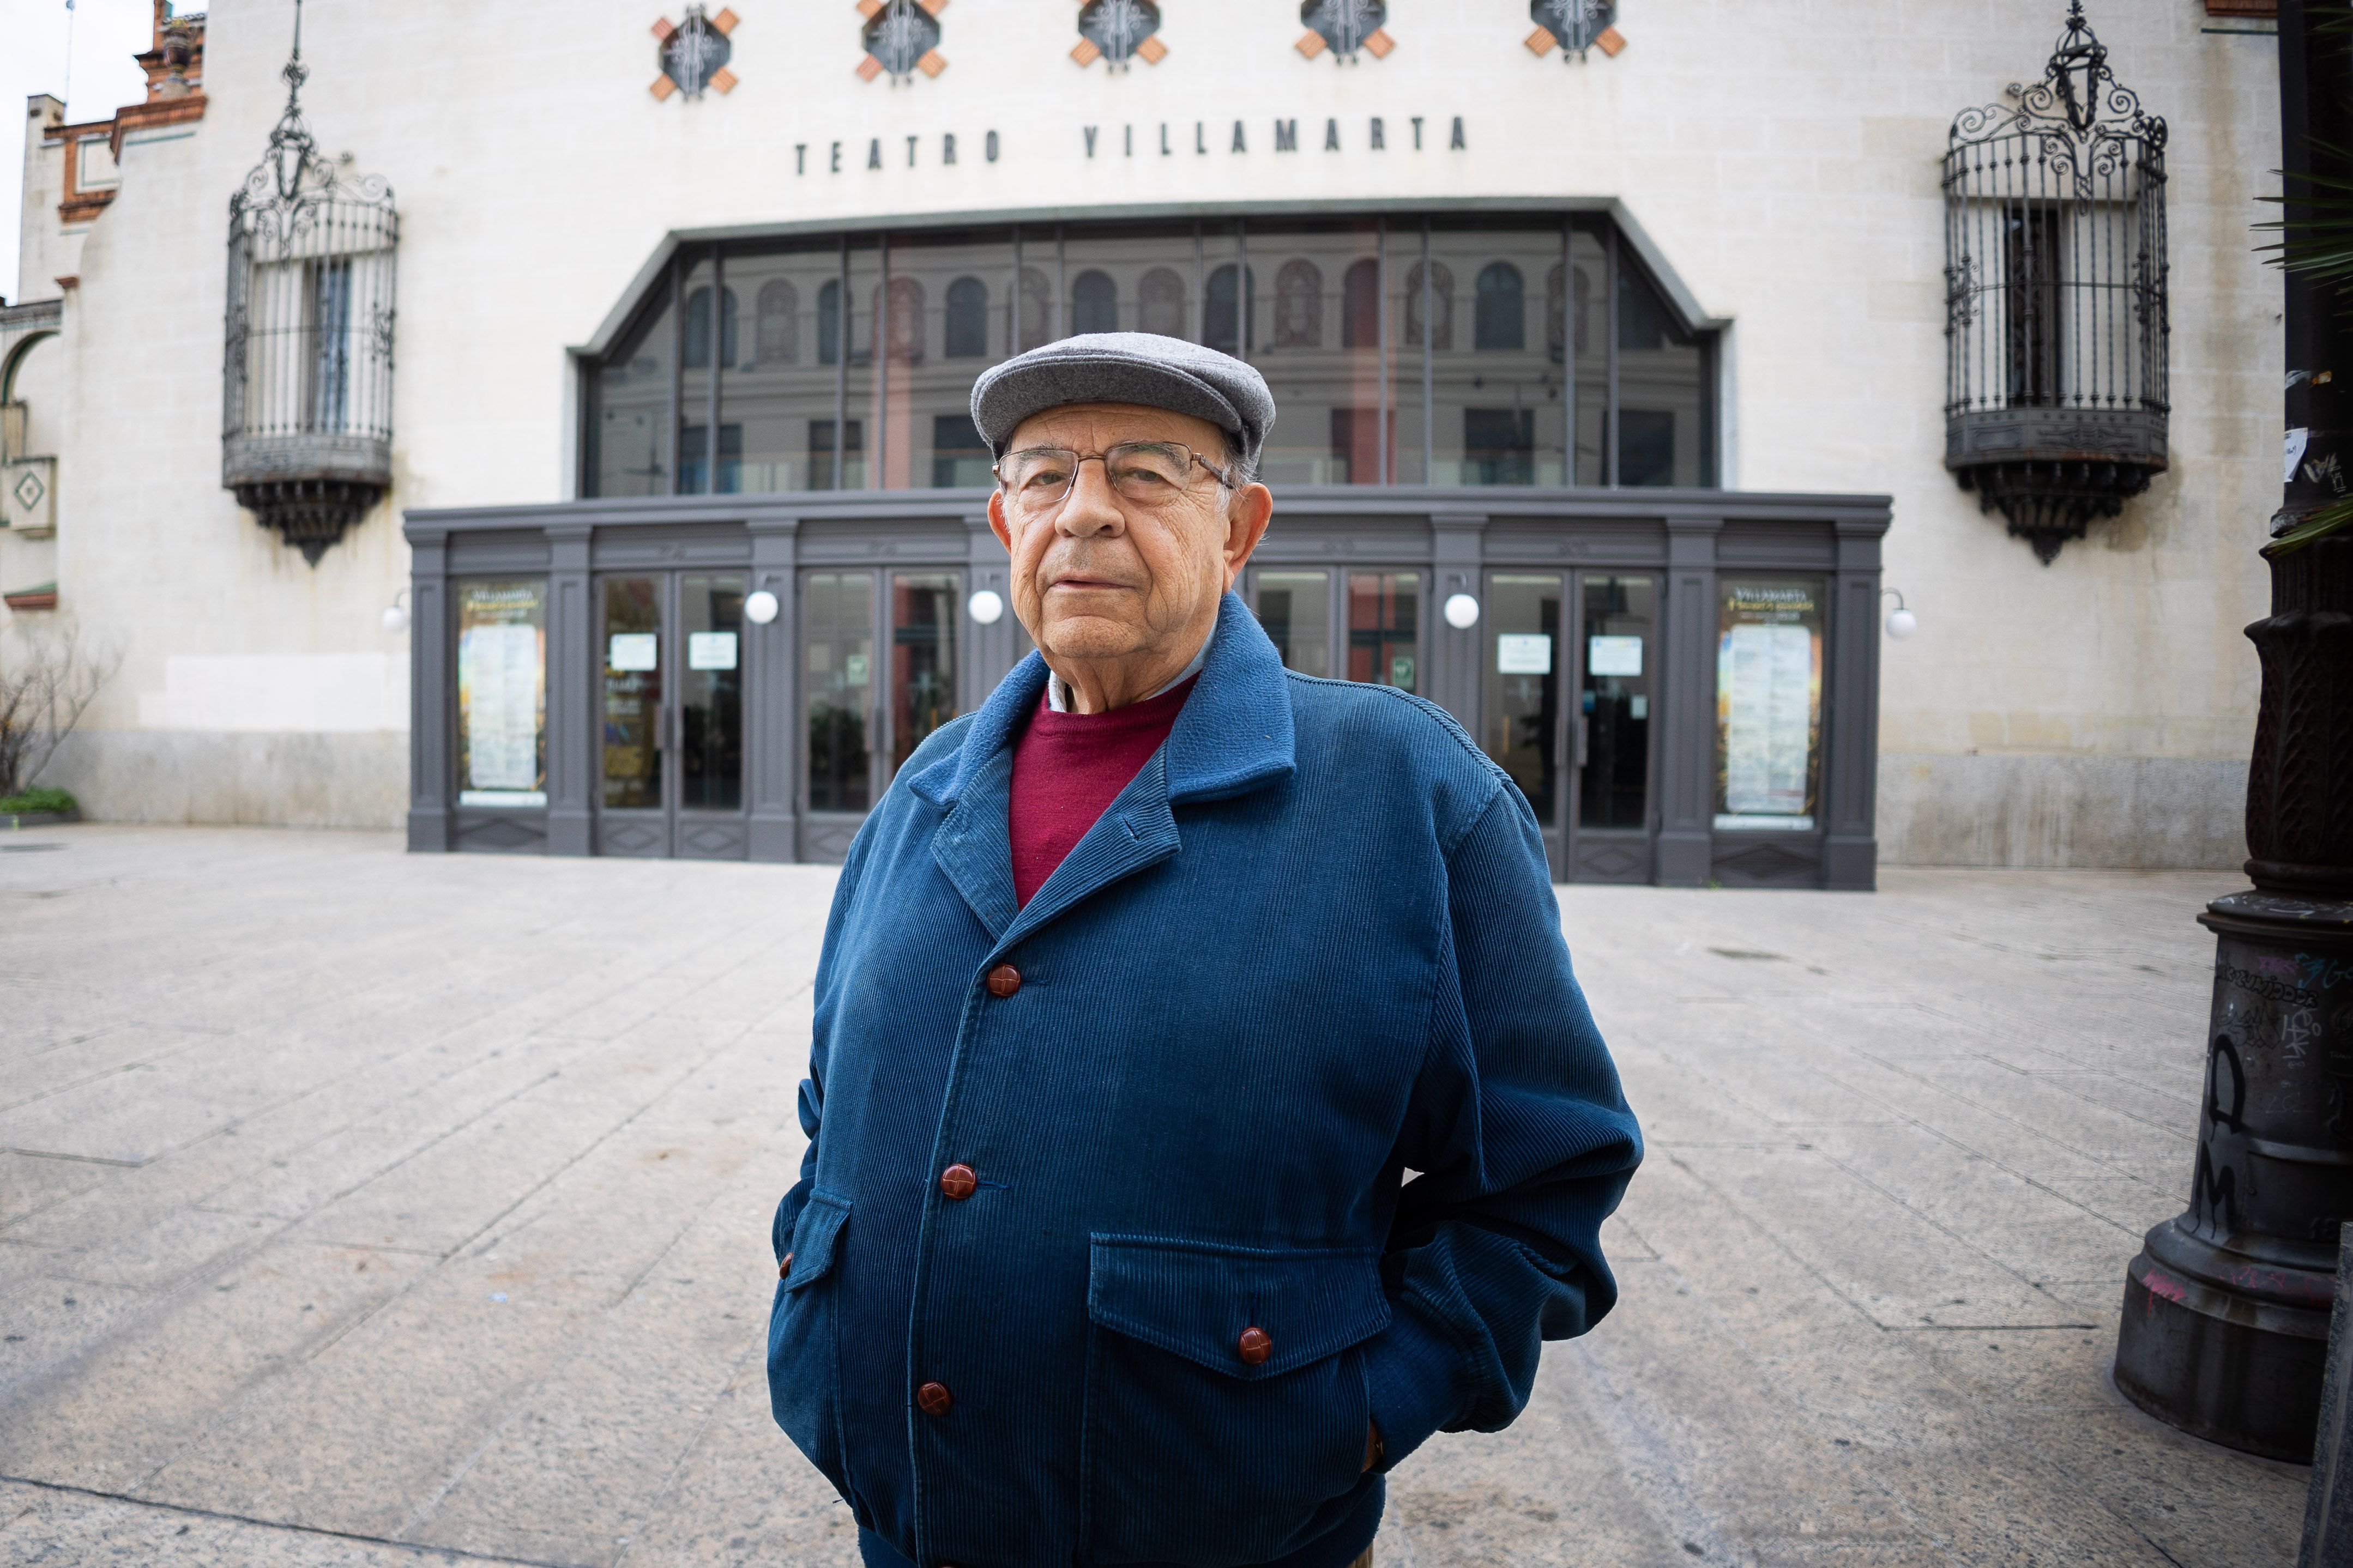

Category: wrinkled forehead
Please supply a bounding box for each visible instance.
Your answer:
[1003,402,1230,457]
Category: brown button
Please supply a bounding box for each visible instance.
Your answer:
[985,965,1022,997]
[917,1380,954,1417]
[779,1251,793,1280]
[940,1164,978,1201]
[1238,1326,1272,1366]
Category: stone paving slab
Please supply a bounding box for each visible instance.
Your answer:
[0,826,2311,1567]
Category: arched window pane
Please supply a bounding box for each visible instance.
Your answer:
[1474,263,1524,352]
[1274,259,1323,349]
[756,279,799,365]
[1071,269,1119,334]
[818,279,842,366]
[944,276,988,358]
[1205,264,1255,356]
[1138,267,1187,338]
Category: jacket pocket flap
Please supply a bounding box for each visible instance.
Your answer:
[1087,1236,1390,1381]
[784,1191,850,1290]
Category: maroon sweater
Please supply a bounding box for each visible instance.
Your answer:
[1009,676,1199,907]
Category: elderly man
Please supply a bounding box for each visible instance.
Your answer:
[768,334,1640,1568]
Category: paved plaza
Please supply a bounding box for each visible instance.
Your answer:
[0,826,2310,1566]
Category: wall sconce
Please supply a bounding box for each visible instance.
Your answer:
[744,589,780,625]
[968,589,1005,625]
[382,589,409,633]
[1443,593,1481,629]
[1882,589,1917,640]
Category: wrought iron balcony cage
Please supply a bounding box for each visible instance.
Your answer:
[222,18,397,565]
[1942,2,2168,564]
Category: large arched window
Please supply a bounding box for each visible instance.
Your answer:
[1071,270,1119,334]
[944,276,988,358]
[1404,261,1452,350]
[683,286,739,368]
[582,217,1717,497]
[1474,263,1524,352]
[1274,260,1323,349]
[755,279,798,366]
[1341,258,1379,349]
[1138,268,1187,337]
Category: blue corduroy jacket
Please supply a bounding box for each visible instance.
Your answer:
[769,592,1642,1568]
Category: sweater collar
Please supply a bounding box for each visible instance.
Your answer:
[910,591,1295,809]
[1043,622,1212,713]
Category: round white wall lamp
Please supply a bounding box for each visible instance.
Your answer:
[744,589,780,625]
[968,589,1005,625]
[1443,592,1481,630]
[1881,589,1916,640]
[382,589,409,633]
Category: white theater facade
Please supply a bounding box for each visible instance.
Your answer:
[1,0,2285,881]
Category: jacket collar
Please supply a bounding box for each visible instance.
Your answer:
[908,591,1295,810]
[912,591,1296,945]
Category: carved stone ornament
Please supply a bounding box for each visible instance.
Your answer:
[650,6,738,100]
[859,0,947,83]
[1298,0,1392,63]
[1525,0,1623,61]
[1072,0,1166,70]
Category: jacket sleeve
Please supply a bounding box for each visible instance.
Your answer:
[1359,778,1644,1468]
[771,834,872,1264]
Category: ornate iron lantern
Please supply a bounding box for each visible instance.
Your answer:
[222,9,397,565]
[1941,3,2168,564]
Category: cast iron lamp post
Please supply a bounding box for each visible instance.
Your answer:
[2113,0,2353,1463]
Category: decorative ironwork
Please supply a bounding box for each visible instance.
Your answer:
[1299,0,1391,63]
[1942,2,2168,564]
[222,2,397,565]
[860,0,944,83]
[1075,0,1165,70]
[1528,0,1616,60]
[655,5,734,99]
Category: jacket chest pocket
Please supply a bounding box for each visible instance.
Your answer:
[1081,1236,1389,1567]
[768,1191,854,1503]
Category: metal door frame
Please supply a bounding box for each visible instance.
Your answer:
[592,570,751,859]
[1562,568,1661,885]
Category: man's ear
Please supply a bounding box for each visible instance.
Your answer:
[1223,483,1275,579]
[987,489,1015,554]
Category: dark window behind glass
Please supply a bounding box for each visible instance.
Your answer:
[585,217,1716,496]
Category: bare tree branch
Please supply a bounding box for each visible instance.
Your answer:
[0,623,123,797]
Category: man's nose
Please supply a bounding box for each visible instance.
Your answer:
[1057,458,1127,538]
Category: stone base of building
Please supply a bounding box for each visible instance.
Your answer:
[1877,752,2246,870]
[41,729,406,831]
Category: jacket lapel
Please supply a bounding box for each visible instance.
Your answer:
[920,592,1299,947]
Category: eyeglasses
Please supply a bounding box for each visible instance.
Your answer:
[993,441,1238,522]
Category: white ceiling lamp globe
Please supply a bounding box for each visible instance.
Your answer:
[1443,592,1481,630]
[381,604,409,633]
[1884,606,1917,640]
[968,589,1005,625]
[744,590,780,625]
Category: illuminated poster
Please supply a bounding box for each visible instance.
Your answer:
[1714,579,1821,831]
[457,581,547,806]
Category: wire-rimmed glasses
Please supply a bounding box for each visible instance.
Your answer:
[993,441,1238,523]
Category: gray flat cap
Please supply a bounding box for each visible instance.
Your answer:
[969,332,1276,473]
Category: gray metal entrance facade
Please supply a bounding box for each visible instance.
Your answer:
[405,486,1889,888]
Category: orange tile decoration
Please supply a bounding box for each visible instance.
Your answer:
[857,0,885,19]
[1363,27,1393,57]
[1295,29,1326,58]
[1070,37,1102,65]
[918,0,948,13]
[650,15,677,40]
[917,48,946,75]
[1595,26,1625,55]
[709,65,738,93]
[1524,24,1556,54]
[1135,33,1166,63]
[649,72,678,99]
[710,5,739,31]
[856,53,884,79]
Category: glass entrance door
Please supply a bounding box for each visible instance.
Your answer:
[595,573,749,859]
[1482,572,1567,874]
[1245,568,1426,695]
[799,569,963,863]
[1567,573,1656,883]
